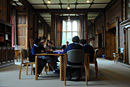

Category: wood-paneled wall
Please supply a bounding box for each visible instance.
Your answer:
[90,0,122,58]
[0,0,7,21]
[95,13,105,34]
[106,0,122,30]
[16,7,38,49]
[0,0,11,22]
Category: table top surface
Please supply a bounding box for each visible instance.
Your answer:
[35,53,64,56]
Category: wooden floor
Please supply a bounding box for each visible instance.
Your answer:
[0,58,130,87]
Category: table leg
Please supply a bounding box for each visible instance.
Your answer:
[60,56,64,81]
[62,56,64,80]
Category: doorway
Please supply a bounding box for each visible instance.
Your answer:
[105,28,116,59]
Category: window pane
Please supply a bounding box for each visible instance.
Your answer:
[67,21,71,31]
[63,21,66,31]
[72,21,77,31]
[22,15,26,24]
[62,20,79,45]
[18,15,22,24]
[62,32,66,45]
[67,32,72,43]
[72,32,78,37]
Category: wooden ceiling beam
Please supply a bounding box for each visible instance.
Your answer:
[59,0,62,9]
[43,0,49,9]
[19,0,50,27]
[31,3,109,5]
[37,8,104,13]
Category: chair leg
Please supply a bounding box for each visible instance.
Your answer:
[116,57,118,64]
[26,64,28,75]
[48,63,50,72]
[114,57,115,63]
[85,66,88,85]
[40,72,42,75]
[44,65,47,75]
[64,67,66,86]
[19,64,22,79]
[95,61,98,78]
[87,63,90,80]
[31,64,33,75]
[81,67,82,80]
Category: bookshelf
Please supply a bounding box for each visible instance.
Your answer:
[0,20,12,47]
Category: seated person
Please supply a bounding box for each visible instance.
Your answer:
[62,41,69,50]
[29,38,47,76]
[80,39,94,63]
[44,41,58,73]
[38,36,46,53]
[63,36,83,80]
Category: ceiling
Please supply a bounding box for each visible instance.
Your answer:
[12,0,112,27]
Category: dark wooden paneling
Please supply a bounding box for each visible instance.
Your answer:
[0,0,11,22]
[95,14,104,34]
[106,0,122,28]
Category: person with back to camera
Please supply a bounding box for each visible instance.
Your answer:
[63,36,83,81]
[29,38,47,76]
[80,39,94,63]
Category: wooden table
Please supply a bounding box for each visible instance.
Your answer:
[35,53,64,80]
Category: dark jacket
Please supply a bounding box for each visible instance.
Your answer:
[63,43,83,65]
[29,44,41,62]
[83,44,94,62]
[38,43,46,53]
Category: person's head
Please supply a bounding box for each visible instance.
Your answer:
[80,39,87,45]
[48,41,52,46]
[40,36,46,43]
[62,45,66,50]
[66,41,69,45]
[33,38,40,45]
[72,36,80,43]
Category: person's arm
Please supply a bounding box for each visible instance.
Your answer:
[63,45,70,54]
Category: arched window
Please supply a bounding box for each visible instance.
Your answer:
[62,20,79,45]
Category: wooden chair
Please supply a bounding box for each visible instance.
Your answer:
[64,49,89,86]
[15,50,21,62]
[25,49,48,76]
[19,49,36,79]
[87,49,98,79]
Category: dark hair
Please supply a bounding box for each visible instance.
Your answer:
[72,36,79,43]
[33,38,40,44]
[80,39,86,45]
[48,41,52,44]
[62,45,66,50]
[41,36,46,40]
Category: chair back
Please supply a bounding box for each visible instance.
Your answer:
[20,49,28,63]
[67,49,85,64]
